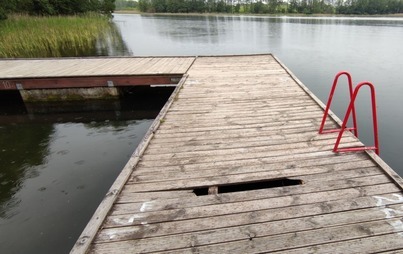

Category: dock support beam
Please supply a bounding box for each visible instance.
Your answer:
[19,87,120,102]
[1,75,182,102]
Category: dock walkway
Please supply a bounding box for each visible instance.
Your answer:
[66,54,403,253]
[0,57,195,91]
[0,57,195,78]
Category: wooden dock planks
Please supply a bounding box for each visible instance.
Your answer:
[71,54,403,253]
[0,57,195,78]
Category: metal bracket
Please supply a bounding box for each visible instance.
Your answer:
[170,77,181,83]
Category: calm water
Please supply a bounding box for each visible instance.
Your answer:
[0,89,173,253]
[114,14,403,177]
[1,14,403,254]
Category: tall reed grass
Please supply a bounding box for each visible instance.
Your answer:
[0,14,112,58]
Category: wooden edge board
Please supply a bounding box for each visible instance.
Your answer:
[69,75,189,254]
[194,53,274,58]
[0,58,196,79]
[183,56,198,74]
[0,56,196,61]
[272,54,403,190]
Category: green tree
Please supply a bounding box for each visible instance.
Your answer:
[100,0,116,15]
[189,0,206,13]
[234,3,241,13]
[31,0,55,15]
[268,0,280,13]
[138,0,150,12]
[216,1,228,12]
[0,7,7,20]
[252,1,266,13]
[151,0,167,12]
[288,0,299,13]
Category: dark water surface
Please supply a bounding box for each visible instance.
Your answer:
[0,88,173,253]
[114,14,403,177]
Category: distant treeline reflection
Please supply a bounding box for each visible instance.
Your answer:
[137,0,403,15]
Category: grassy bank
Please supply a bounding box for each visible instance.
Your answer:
[0,14,111,58]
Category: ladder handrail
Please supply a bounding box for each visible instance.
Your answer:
[333,81,380,155]
[319,71,358,137]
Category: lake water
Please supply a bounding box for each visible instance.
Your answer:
[0,88,173,254]
[1,13,403,254]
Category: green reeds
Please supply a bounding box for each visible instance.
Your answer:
[0,14,112,58]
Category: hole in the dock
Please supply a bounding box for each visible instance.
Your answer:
[193,187,209,196]
[193,178,303,196]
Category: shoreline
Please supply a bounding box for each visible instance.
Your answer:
[113,10,403,18]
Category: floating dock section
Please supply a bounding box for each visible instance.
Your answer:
[0,57,194,101]
[4,55,402,253]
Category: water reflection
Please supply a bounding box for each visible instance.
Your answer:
[0,87,174,254]
[0,124,53,219]
[278,16,403,27]
[97,22,132,56]
[0,120,153,253]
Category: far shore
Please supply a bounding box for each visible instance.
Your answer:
[114,10,403,18]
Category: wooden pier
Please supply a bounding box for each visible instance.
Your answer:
[0,57,194,90]
[0,57,195,101]
[8,55,402,253]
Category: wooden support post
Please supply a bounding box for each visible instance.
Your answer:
[208,186,218,195]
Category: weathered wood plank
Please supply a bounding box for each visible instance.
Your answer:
[154,120,328,136]
[271,233,403,254]
[146,128,346,145]
[169,100,318,111]
[142,137,357,160]
[131,154,371,179]
[164,105,322,118]
[152,124,334,141]
[119,171,386,204]
[162,110,328,124]
[136,141,363,168]
[96,191,403,243]
[0,57,195,79]
[160,220,403,254]
[112,183,399,216]
[135,149,365,174]
[77,54,403,253]
[130,160,378,185]
[144,133,351,154]
[92,211,403,253]
[126,165,383,192]
[115,190,195,204]
[111,194,403,235]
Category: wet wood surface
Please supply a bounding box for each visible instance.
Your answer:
[72,54,403,254]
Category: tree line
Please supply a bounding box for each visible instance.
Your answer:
[336,0,402,14]
[115,0,138,10]
[0,0,116,20]
[137,0,403,15]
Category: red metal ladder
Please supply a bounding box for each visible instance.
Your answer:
[319,71,358,136]
[320,72,380,155]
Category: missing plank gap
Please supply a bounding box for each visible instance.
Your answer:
[193,178,303,196]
